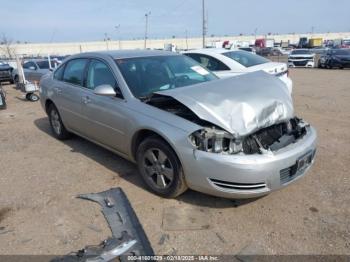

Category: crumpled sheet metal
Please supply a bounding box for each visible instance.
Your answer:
[156,71,294,138]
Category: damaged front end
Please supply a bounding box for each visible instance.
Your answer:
[188,117,308,155]
[144,71,312,156]
[146,93,309,155]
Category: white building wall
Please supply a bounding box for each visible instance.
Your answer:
[1,32,349,57]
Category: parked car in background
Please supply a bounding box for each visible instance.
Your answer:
[0,61,14,84]
[12,59,60,83]
[272,47,292,56]
[238,47,256,54]
[341,39,350,48]
[288,49,316,68]
[318,49,350,69]
[183,49,292,94]
[39,50,316,199]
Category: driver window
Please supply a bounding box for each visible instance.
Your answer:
[86,59,117,90]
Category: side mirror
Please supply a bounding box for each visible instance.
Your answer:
[94,84,117,97]
[29,66,36,70]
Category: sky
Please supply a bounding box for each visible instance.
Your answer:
[0,0,349,43]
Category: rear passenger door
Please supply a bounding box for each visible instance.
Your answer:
[80,58,128,153]
[54,58,89,133]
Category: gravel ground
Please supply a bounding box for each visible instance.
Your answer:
[0,68,349,255]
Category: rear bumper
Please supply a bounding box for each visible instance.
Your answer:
[181,126,317,199]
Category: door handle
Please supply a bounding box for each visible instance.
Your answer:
[82,96,91,104]
[54,87,62,94]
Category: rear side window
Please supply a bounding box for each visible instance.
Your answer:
[62,59,88,86]
[185,53,230,71]
[86,59,117,90]
[53,65,65,80]
[223,51,269,67]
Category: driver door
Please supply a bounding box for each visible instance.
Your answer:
[80,59,128,153]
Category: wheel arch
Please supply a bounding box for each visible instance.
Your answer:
[130,129,181,163]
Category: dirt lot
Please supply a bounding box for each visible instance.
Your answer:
[0,68,349,255]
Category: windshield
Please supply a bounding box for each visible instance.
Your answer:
[291,49,311,55]
[223,50,269,67]
[115,55,217,98]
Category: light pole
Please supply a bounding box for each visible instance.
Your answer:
[254,28,258,40]
[104,33,109,50]
[202,0,206,48]
[115,24,121,49]
[144,12,151,49]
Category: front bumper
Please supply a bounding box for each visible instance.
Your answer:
[181,126,317,199]
[288,60,315,68]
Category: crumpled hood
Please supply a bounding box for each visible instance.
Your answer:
[156,71,294,137]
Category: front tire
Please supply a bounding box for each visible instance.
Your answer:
[48,104,71,140]
[136,137,188,198]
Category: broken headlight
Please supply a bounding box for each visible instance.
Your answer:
[189,128,242,154]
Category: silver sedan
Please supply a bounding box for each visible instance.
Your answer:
[39,50,317,199]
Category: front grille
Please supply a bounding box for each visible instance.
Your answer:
[209,178,266,191]
[289,56,313,60]
[280,150,316,185]
[293,60,308,66]
[280,166,298,185]
[242,118,307,155]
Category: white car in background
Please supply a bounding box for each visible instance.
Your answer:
[183,49,292,94]
[288,49,315,68]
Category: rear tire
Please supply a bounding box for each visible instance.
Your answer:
[48,104,71,140]
[136,137,188,198]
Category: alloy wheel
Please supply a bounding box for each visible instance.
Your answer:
[50,109,61,135]
[142,148,174,189]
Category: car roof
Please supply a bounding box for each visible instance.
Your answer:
[75,49,180,59]
[292,49,310,52]
[184,48,233,55]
